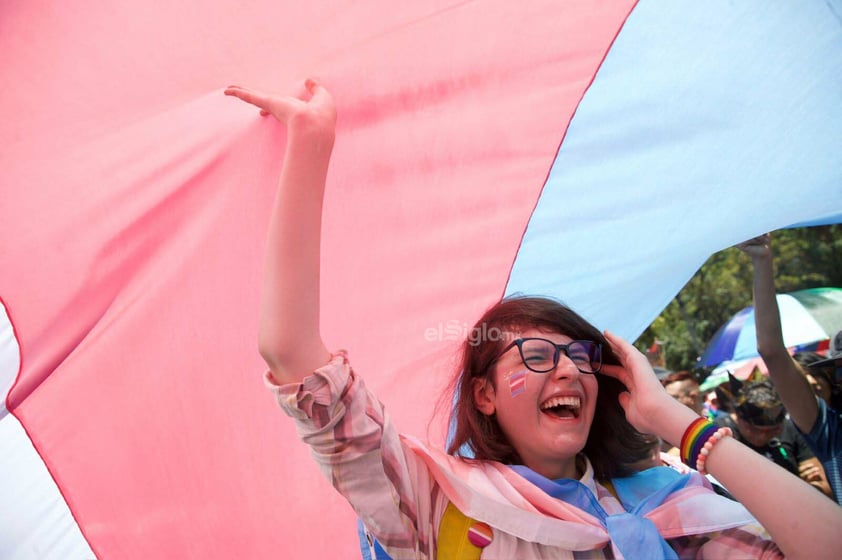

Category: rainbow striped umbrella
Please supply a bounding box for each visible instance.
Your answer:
[699,288,842,368]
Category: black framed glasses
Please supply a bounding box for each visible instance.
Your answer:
[494,337,603,374]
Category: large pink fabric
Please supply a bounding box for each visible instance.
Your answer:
[1,1,637,557]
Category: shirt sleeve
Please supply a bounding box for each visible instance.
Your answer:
[263,352,438,560]
[798,398,842,464]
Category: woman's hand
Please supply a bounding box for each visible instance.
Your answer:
[225,79,336,141]
[227,79,335,383]
[600,331,696,442]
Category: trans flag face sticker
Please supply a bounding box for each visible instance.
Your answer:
[506,369,528,398]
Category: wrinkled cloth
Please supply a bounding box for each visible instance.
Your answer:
[511,466,691,559]
[266,352,783,559]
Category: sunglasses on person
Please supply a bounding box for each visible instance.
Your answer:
[493,337,603,374]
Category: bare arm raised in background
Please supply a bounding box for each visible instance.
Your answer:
[739,234,832,497]
[739,235,818,433]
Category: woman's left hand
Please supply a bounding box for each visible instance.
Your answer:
[599,331,693,440]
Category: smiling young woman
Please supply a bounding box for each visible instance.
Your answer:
[449,297,654,482]
[228,81,842,559]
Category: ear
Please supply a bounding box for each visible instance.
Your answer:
[472,377,497,416]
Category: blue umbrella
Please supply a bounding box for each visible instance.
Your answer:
[699,288,842,367]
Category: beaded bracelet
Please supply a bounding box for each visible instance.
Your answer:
[679,418,731,472]
[695,427,732,475]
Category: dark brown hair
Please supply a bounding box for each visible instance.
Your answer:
[446,296,656,481]
[794,351,833,386]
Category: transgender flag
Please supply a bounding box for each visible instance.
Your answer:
[1,1,840,558]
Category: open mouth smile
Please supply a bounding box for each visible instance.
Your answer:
[540,395,581,419]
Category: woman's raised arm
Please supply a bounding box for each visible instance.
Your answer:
[601,331,842,559]
[225,80,334,383]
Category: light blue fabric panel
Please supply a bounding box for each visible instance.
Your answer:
[506,0,842,340]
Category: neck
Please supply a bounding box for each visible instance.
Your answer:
[528,455,582,480]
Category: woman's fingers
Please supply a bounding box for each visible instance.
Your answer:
[224,85,264,104]
[603,330,665,396]
[599,363,632,386]
[603,330,630,366]
[604,330,636,360]
[600,331,635,385]
[617,391,631,412]
[224,84,304,121]
[224,80,337,133]
[605,330,655,373]
[224,85,273,115]
[307,80,332,105]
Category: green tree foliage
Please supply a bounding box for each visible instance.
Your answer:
[638,225,842,373]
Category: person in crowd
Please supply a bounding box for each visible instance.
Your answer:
[714,370,832,497]
[794,349,842,411]
[662,371,704,416]
[225,81,842,558]
[659,371,703,454]
[740,233,841,504]
[702,389,727,421]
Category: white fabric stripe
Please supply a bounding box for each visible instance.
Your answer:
[1,301,20,420]
[1,304,95,559]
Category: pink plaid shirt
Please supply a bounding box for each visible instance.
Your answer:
[266,352,783,559]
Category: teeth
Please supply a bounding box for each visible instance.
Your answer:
[541,396,580,410]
